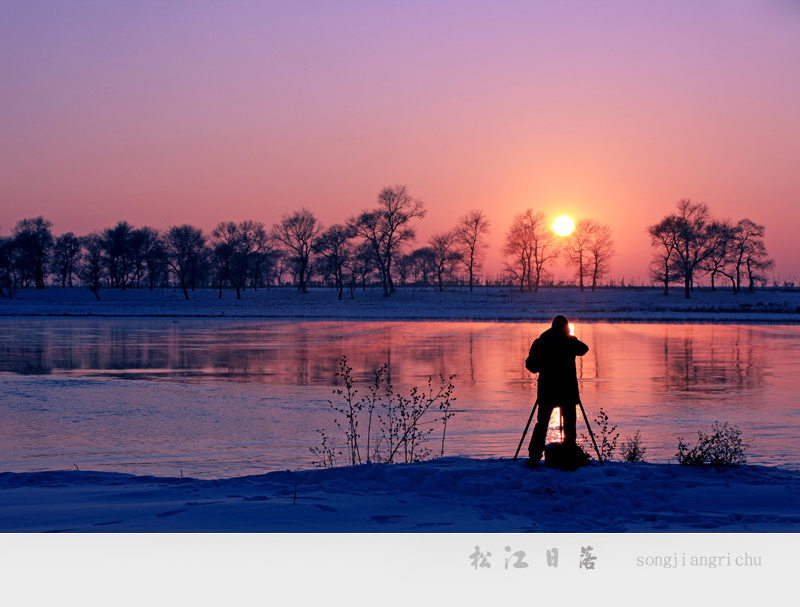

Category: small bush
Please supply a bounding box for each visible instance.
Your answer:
[676,422,748,467]
[621,431,647,463]
[311,355,456,468]
[582,407,618,461]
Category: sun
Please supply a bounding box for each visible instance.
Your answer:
[553,215,575,236]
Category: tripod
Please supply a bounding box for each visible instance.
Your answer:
[513,399,604,465]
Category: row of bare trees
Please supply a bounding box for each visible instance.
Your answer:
[0,217,276,301]
[648,199,773,298]
[1,192,776,302]
[302,187,491,298]
[502,210,615,293]
[0,185,494,300]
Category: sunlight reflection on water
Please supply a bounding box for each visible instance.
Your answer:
[1,319,798,477]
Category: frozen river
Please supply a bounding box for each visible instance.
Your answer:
[2,318,799,477]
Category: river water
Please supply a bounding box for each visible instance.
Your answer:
[1,319,798,477]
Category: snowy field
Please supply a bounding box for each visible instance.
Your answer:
[2,284,800,323]
[2,286,799,533]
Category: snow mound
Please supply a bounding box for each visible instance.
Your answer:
[2,457,798,532]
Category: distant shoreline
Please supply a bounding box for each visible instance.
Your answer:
[3,313,799,325]
[2,286,799,324]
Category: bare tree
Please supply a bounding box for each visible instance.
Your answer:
[316,223,356,300]
[245,222,275,290]
[428,230,462,291]
[210,222,238,298]
[502,213,532,292]
[745,238,773,292]
[51,232,83,288]
[128,227,161,289]
[13,217,53,289]
[722,219,772,293]
[586,222,615,291]
[563,219,599,292]
[350,185,426,297]
[352,240,377,291]
[350,208,386,291]
[393,252,413,287]
[648,215,679,295]
[745,242,773,292]
[273,249,290,286]
[408,246,436,286]
[162,225,206,300]
[669,199,713,299]
[80,232,105,300]
[503,209,558,293]
[454,209,490,292]
[699,219,733,291]
[0,237,15,298]
[101,221,135,289]
[272,208,321,294]
[530,217,559,292]
[141,228,166,290]
[234,221,267,293]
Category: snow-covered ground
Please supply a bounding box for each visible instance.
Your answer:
[2,457,798,533]
[2,285,799,323]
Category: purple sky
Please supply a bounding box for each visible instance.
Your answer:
[2,0,799,282]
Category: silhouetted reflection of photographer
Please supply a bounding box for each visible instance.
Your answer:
[526,315,588,468]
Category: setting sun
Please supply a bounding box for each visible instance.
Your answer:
[553,215,575,236]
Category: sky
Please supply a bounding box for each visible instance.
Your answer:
[2,0,799,283]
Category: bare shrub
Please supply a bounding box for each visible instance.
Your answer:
[621,431,647,463]
[581,407,618,460]
[311,355,456,468]
[676,422,748,467]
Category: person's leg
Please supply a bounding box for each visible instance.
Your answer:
[561,404,577,446]
[528,403,554,462]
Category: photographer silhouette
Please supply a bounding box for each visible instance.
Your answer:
[525,315,588,468]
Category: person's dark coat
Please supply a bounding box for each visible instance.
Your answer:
[529,327,589,405]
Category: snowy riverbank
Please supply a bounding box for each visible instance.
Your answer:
[2,457,799,533]
[2,286,799,323]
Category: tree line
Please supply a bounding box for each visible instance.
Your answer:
[1,185,489,301]
[0,188,773,301]
[648,199,773,298]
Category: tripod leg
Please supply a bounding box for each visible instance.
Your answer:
[513,400,538,461]
[578,400,604,466]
